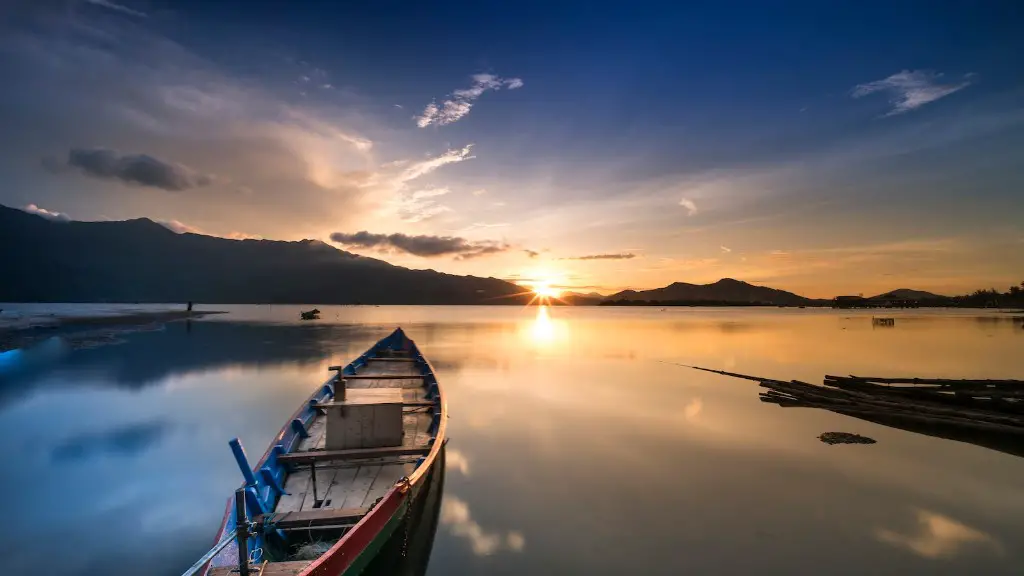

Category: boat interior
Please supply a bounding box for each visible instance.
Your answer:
[207,342,440,576]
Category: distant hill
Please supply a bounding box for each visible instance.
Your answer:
[563,291,605,299]
[557,291,605,306]
[0,204,532,304]
[870,288,946,300]
[605,278,814,306]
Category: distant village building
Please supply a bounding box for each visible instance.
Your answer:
[833,295,866,308]
[833,295,919,309]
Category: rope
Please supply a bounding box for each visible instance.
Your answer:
[178,531,236,576]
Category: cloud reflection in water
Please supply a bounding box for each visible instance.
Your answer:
[876,509,1003,559]
[441,495,525,556]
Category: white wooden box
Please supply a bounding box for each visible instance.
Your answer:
[323,388,404,450]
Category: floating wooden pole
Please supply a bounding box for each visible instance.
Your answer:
[826,375,1024,387]
[682,364,1024,458]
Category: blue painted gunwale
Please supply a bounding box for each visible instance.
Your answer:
[200,327,445,575]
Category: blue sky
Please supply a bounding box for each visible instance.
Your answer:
[1,0,1022,296]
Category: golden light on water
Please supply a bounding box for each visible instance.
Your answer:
[525,305,567,346]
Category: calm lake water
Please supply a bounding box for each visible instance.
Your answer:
[1,305,1023,575]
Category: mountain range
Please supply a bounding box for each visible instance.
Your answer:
[605,278,816,306]
[0,205,530,304]
[2,205,948,305]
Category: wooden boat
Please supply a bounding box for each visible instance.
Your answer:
[188,328,447,576]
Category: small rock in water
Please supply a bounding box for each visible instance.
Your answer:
[818,432,876,445]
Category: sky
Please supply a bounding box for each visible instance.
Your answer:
[1,0,1022,298]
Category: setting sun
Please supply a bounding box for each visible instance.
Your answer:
[533,283,562,299]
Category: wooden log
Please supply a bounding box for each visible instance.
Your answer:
[764,397,1024,436]
[687,365,786,384]
[826,375,1024,387]
[823,378,1024,414]
[763,381,1024,429]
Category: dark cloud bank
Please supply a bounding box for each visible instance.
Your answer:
[330,231,509,259]
[67,148,212,191]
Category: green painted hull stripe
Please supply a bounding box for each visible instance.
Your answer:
[340,496,412,576]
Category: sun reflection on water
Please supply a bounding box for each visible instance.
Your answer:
[525,306,567,347]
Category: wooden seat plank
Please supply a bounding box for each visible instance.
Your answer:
[341,375,424,380]
[209,560,311,576]
[279,445,430,464]
[313,400,434,410]
[255,507,369,529]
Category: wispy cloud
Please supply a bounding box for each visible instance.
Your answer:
[852,70,972,116]
[378,146,475,222]
[157,219,202,234]
[720,246,732,253]
[83,0,147,18]
[416,73,523,127]
[67,148,212,191]
[23,203,71,222]
[563,253,637,260]
[393,187,453,223]
[524,249,540,259]
[398,145,474,182]
[679,197,698,216]
[465,222,510,229]
[329,231,509,259]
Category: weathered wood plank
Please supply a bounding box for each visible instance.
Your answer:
[360,463,413,508]
[275,470,311,513]
[342,375,424,380]
[279,445,430,464]
[255,507,368,529]
[342,466,382,509]
[209,560,312,576]
[300,464,337,511]
[314,401,433,409]
[322,467,358,507]
[297,415,327,452]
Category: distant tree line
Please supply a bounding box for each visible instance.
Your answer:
[939,281,1024,308]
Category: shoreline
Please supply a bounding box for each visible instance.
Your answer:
[0,310,225,353]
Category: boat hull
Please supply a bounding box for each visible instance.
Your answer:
[201,328,447,576]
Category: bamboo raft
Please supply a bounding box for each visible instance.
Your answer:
[688,365,1024,457]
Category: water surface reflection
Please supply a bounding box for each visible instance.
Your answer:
[0,305,1021,575]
